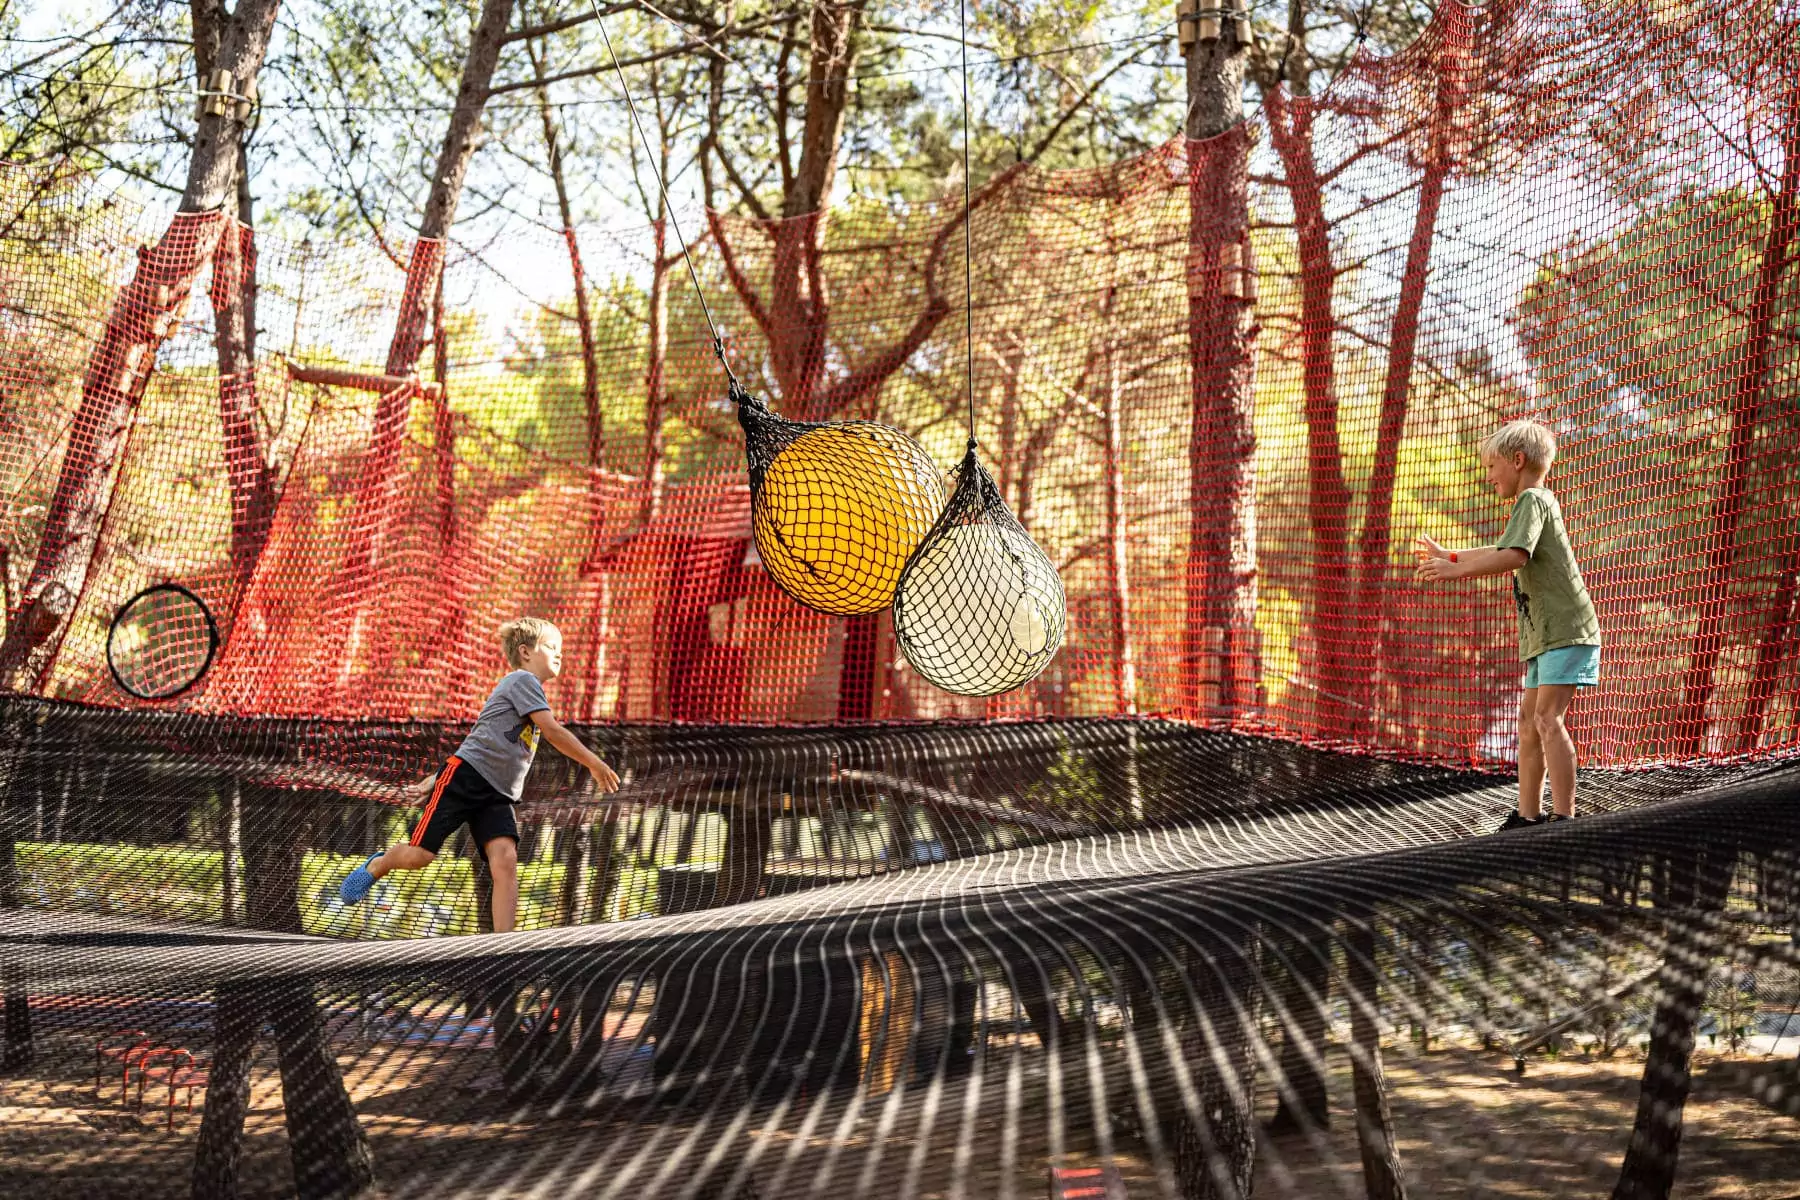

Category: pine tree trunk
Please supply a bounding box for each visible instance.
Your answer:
[0,707,32,1071]
[1267,924,1332,1134]
[326,0,515,653]
[1345,912,1407,1199]
[1352,10,1468,737]
[1101,342,1138,713]
[1674,89,1800,755]
[270,976,376,1198]
[1169,939,1257,1199]
[1265,80,1353,736]
[715,805,772,907]
[1182,16,1257,723]
[1612,850,1734,1199]
[191,980,259,1199]
[211,167,276,597]
[1735,546,1798,753]
[385,0,516,376]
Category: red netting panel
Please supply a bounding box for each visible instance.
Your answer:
[0,1,1796,768]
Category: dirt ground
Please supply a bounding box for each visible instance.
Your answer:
[4,1031,1798,1198]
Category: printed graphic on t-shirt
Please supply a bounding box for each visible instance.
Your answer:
[1513,576,1532,626]
[506,720,540,754]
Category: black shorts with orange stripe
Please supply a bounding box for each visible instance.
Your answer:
[408,756,519,857]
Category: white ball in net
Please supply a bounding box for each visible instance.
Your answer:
[896,523,1065,696]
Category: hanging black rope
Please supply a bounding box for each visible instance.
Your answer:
[958,0,977,450]
[891,3,1067,696]
[589,0,732,379]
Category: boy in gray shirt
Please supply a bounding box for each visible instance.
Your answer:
[1415,419,1601,831]
[338,617,620,933]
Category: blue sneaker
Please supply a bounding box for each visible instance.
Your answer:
[339,854,382,905]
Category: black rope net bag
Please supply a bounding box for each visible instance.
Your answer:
[892,445,1066,695]
[735,380,945,617]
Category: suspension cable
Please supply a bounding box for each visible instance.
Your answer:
[588,0,735,382]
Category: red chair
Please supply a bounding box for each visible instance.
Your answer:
[135,1048,209,1130]
[94,1031,152,1102]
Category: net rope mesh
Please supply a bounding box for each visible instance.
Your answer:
[736,381,946,618]
[893,448,1067,696]
[2,1,1800,1196]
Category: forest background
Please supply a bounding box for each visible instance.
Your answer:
[0,0,1795,770]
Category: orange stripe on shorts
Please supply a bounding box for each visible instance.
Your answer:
[410,756,461,846]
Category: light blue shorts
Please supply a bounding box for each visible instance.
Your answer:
[1524,644,1601,689]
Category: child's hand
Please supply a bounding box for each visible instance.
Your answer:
[588,760,622,794]
[1415,554,1460,583]
[401,773,436,799]
[1412,534,1448,561]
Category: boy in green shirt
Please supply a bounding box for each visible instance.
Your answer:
[1414,419,1601,830]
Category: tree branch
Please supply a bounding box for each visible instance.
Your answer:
[501,2,636,45]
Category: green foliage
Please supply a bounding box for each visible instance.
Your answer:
[11,837,659,937]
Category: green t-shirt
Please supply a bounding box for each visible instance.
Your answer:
[1495,487,1600,661]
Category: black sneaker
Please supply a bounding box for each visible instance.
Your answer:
[1497,809,1546,832]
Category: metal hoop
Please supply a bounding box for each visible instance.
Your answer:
[105,583,220,701]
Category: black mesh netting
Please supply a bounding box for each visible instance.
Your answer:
[893,447,1067,696]
[736,382,946,619]
[3,698,1799,1197]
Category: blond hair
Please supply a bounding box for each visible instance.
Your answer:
[498,617,559,669]
[1480,419,1557,471]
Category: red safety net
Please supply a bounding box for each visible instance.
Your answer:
[1,1,1796,768]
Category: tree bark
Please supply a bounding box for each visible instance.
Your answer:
[1345,913,1408,1200]
[1266,923,1332,1134]
[1101,339,1138,714]
[1674,87,1800,756]
[641,216,673,530]
[0,708,32,1071]
[270,976,376,1198]
[528,38,603,472]
[1170,939,1258,1200]
[588,813,621,921]
[321,0,514,651]
[1351,7,1468,738]
[191,979,259,1199]
[527,39,616,716]
[1736,544,1798,752]
[1612,850,1734,1199]
[195,1,278,598]
[212,208,277,595]
[1264,70,1353,736]
[197,780,374,1199]
[714,805,772,907]
[702,1,1016,424]
[1182,13,1258,723]
[385,0,516,376]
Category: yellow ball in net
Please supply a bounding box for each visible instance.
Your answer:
[753,423,945,616]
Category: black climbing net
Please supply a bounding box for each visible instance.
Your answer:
[2,699,1797,1198]
[736,382,947,618]
[893,447,1067,696]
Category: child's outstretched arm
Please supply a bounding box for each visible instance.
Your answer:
[1413,535,1527,582]
[529,710,622,792]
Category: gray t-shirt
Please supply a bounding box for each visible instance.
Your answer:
[455,670,551,801]
[1495,486,1601,662]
